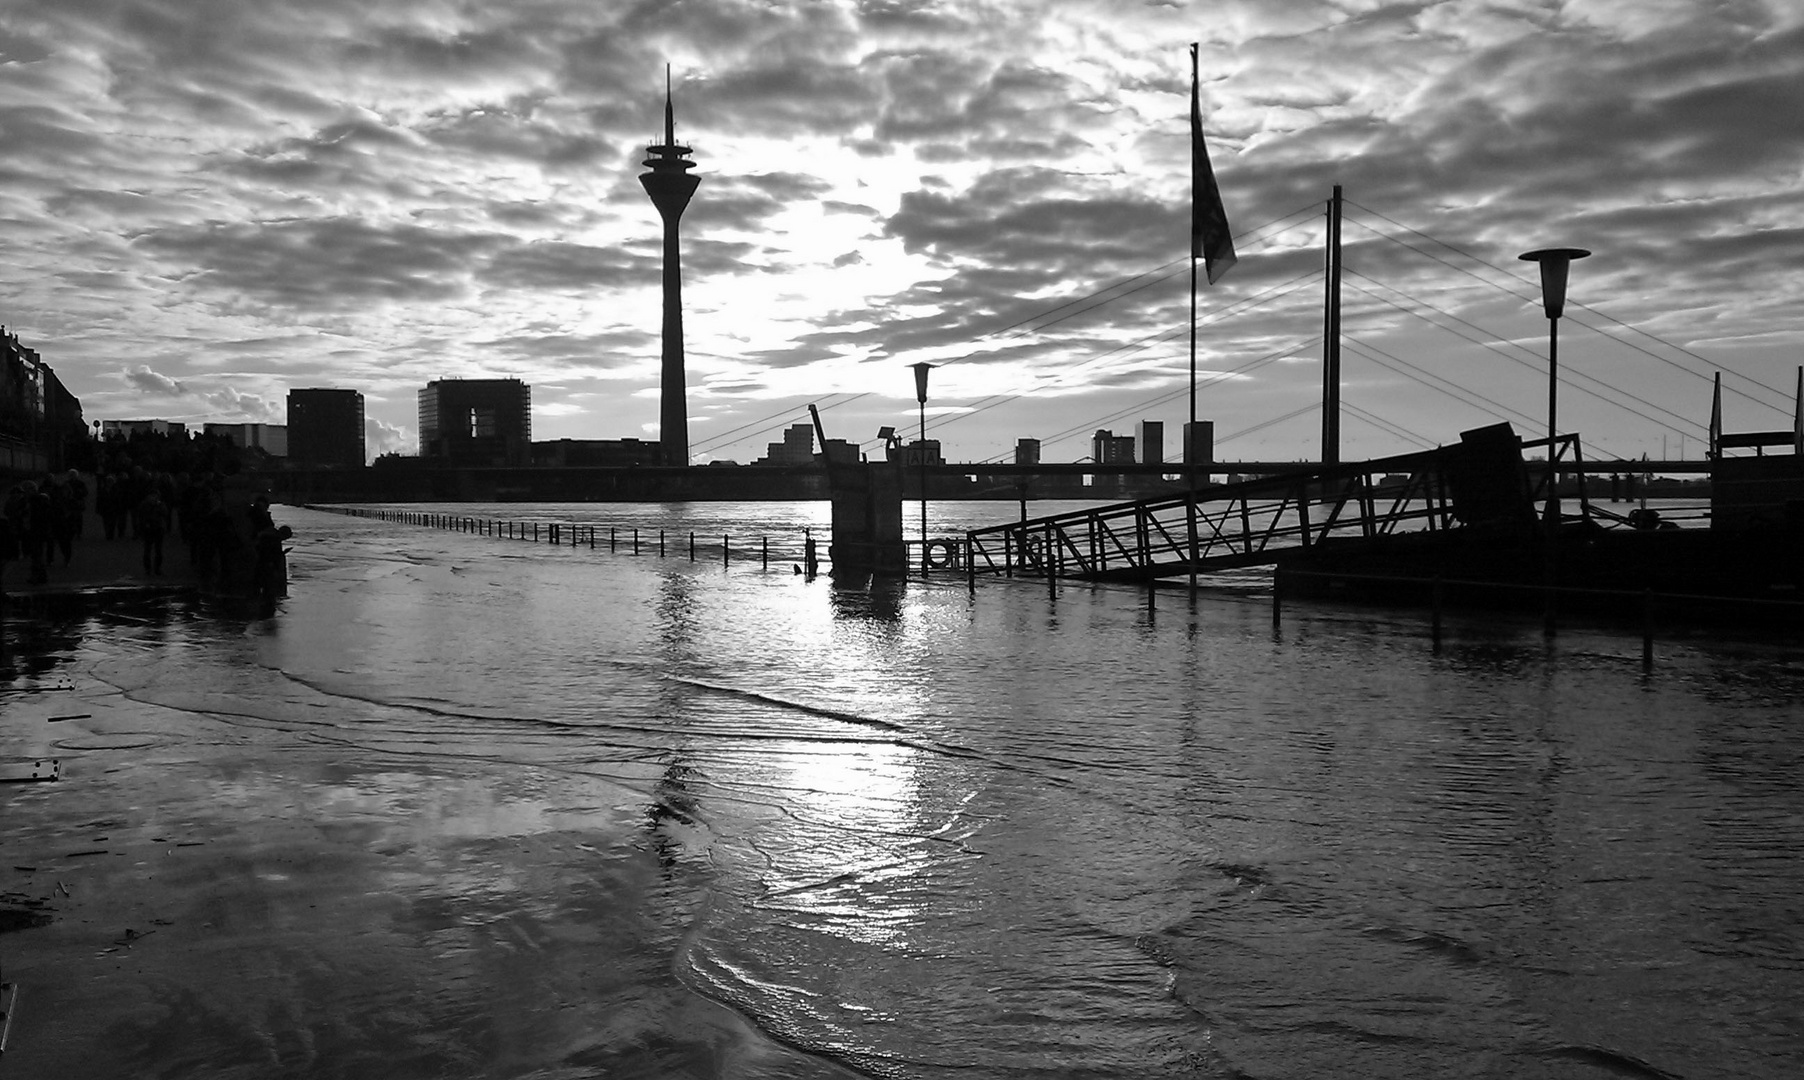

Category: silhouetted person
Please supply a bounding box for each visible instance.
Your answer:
[9,481,54,585]
[253,523,293,611]
[97,472,129,540]
[45,471,80,567]
[135,487,170,575]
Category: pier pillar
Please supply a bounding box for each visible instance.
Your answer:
[828,463,906,576]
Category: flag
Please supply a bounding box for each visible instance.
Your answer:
[1191,43,1236,284]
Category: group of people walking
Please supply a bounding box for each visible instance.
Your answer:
[1,470,88,585]
[2,464,290,599]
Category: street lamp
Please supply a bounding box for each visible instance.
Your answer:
[911,362,933,570]
[1518,246,1590,517]
[1519,246,1589,638]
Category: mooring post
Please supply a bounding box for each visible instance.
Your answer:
[689,532,696,561]
[1272,565,1283,628]
[611,527,617,553]
[762,536,769,569]
[966,538,975,592]
[723,534,730,567]
[1431,576,1443,654]
[1642,588,1654,670]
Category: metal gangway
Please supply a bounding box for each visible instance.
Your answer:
[965,429,1592,584]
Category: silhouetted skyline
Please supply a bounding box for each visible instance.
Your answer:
[0,2,1798,466]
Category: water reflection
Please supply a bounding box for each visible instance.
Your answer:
[826,574,905,623]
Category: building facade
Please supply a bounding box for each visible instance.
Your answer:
[1136,421,1165,465]
[1092,429,1136,464]
[418,379,530,466]
[1182,420,1215,467]
[2,327,85,474]
[204,422,288,457]
[288,388,366,468]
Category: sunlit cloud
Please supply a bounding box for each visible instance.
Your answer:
[0,0,1799,465]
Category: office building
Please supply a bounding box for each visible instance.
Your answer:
[418,379,530,466]
[205,423,288,457]
[1136,421,1164,465]
[1182,420,1215,467]
[1092,429,1135,464]
[288,388,366,468]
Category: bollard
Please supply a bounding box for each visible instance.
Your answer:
[1431,577,1443,654]
[762,536,769,569]
[724,534,730,567]
[611,527,617,553]
[658,530,664,557]
[589,526,594,550]
[690,532,696,561]
[1271,565,1282,628]
[1642,588,1654,671]
[534,523,539,542]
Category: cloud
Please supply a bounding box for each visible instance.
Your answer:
[123,365,184,396]
[367,414,412,460]
[0,0,1797,465]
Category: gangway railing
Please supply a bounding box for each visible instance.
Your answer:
[965,432,1589,583]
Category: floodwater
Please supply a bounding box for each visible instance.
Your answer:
[2,500,1800,1079]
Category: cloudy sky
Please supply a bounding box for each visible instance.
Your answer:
[2,0,1800,465]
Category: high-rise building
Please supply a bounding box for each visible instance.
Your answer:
[1092,429,1135,464]
[287,389,365,468]
[1136,421,1165,464]
[760,423,815,465]
[1182,420,1215,467]
[418,378,531,466]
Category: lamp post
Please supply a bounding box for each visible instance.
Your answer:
[1519,246,1589,637]
[1518,247,1590,514]
[911,362,933,570]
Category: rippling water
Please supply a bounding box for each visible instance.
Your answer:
[4,500,1799,1079]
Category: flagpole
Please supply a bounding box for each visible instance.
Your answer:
[1187,44,1200,591]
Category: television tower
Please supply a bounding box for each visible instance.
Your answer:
[639,69,700,467]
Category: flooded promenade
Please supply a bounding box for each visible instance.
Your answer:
[2,501,1801,1079]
